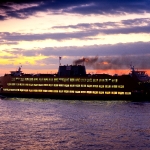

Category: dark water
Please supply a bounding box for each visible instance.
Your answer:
[0,98,150,150]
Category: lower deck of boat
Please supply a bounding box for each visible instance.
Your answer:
[1,92,150,101]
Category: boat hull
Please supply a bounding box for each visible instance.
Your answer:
[1,92,149,101]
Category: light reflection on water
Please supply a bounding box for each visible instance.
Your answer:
[0,98,150,150]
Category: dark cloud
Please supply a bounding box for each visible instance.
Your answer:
[0,15,6,20]
[0,26,150,44]
[52,22,118,30]
[4,41,150,57]
[3,41,150,69]
[121,18,150,26]
[1,19,150,42]
[0,40,18,45]
[53,18,150,29]
[0,0,150,20]
[0,30,99,41]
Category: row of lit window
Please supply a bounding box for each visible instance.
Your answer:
[12,78,118,83]
[7,83,124,88]
[3,88,131,95]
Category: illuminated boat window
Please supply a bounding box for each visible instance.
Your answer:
[80,78,86,82]
[104,79,109,82]
[81,84,86,87]
[64,90,69,93]
[81,91,86,93]
[39,78,43,81]
[11,89,17,91]
[33,89,38,92]
[49,78,53,81]
[59,90,63,93]
[54,90,58,93]
[29,89,33,92]
[118,85,124,88]
[15,78,20,81]
[70,78,74,82]
[75,78,80,82]
[44,84,48,86]
[11,83,15,86]
[16,83,20,86]
[70,90,74,93]
[99,85,104,88]
[43,90,48,92]
[44,78,48,81]
[49,84,53,87]
[111,91,117,94]
[64,84,69,87]
[38,84,43,86]
[112,85,117,88]
[19,83,24,86]
[48,90,53,92]
[54,84,58,87]
[3,88,9,91]
[58,78,63,82]
[87,91,92,94]
[59,84,64,87]
[75,91,80,93]
[99,91,104,94]
[10,89,19,91]
[70,84,74,87]
[87,84,92,87]
[93,91,98,94]
[25,83,29,86]
[20,78,24,81]
[105,85,111,88]
[64,78,69,82]
[87,78,92,82]
[59,78,68,82]
[34,84,38,86]
[93,85,98,88]
[125,92,131,95]
[7,83,11,86]
[29,84,33,86]
[34,78,38,81]
[99,79,104,82]
[38,89,42,92]
[20,89,28,92]
[118,92,124,95]
[75,84,80,87]
[112,79,118,83]
[29,78,33,81]
[93,79,98,82]
[25,78,29,81]
[105,91,111,94]
[54,78,58,82]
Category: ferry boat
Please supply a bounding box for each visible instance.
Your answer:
[0,64,150,100]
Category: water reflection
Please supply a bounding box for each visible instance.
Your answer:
[0,98,150,149]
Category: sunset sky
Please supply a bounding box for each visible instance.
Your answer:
[1,0,150,75]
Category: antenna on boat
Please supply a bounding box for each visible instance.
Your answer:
[59,56,61,66]
[130,62,135,72]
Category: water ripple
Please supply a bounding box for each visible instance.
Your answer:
[0,98,150,149]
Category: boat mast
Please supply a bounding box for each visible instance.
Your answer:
[59,56,61,66]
